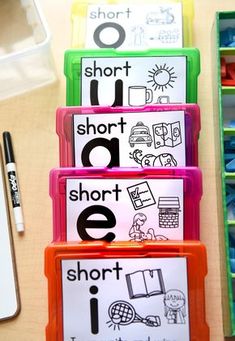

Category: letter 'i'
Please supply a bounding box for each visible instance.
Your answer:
[90,285,99,334]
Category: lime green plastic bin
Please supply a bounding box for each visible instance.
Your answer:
[65,48,200,106]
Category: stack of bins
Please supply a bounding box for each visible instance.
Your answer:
[45,1,209,340]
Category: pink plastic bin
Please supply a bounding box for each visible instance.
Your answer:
[56,104,200,167]
[50,167,202,242]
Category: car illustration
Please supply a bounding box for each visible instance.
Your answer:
[129,122,153,147]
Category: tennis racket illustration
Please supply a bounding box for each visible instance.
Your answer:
[107,300,161,330]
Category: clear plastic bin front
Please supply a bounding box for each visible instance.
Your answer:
[0,0,56,100]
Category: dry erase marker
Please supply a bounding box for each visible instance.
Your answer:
[3,132,24,233]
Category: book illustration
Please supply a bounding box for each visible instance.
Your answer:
[129,122,153,145]
[107,300,161,330]
[127,181,156,210]
[147,64,177,92]
[158,197,180,228]
[126,269,165,299]
[129,149,177,167]
[128,213,168,241]
[164,289,186,324]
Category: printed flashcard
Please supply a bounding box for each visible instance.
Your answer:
[45,241,210,341]
[50,167,202,242]
[84,4,183,49]
[64,48,200,105]
[75,111,185,167]
[82,56,185,106]
[56,104,200,167]
[67,178,184,241]
[62,257,189,340]
[71,0,196,49]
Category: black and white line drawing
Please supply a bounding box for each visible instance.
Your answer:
[158,197,180,228]
[127,181,156,210]
[158,28,180,44]
[156,95,170,104]
[147,64,177,92]
[129,122,153,146]
[164,289,186,324]
[128,86,153,106]
[129,213,147,241]
[145,229,168,241]
[129,149,177,167]
[128,213,169,241]
[107,300,161,330]
[146,8,175,25]
[153,121,182,149]
[126,269,166,299]
[130,26,145,46]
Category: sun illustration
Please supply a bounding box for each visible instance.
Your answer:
[147,64,177,91]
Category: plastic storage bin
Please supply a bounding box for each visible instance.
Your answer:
[71,0,194,49]
[49,167,202,242]
[64,48,200,106]
[0,0,56,100]
[45,240,209,341]
[212,10,235,336]
[56,104,201,167]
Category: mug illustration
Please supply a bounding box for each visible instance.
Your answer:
[128,86,153,106]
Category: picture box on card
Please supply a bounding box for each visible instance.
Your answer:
[64,48,200,106]
[49,167,202,242]
[56,104,200,168]
[45,241,209,341]
[73,3,184,49]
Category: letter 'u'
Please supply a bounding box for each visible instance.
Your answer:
[90,79,123,106]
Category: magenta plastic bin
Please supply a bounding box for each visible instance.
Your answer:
[50,167,202,242]
[56,104,200,168]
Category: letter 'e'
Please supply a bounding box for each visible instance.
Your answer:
[77,205,116,241]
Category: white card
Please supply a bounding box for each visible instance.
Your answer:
[0,151,19,320]
[73,111,186,167]
[85,4,183,49]
[81,56,186,106]
[62,257,190,340]
[66,178,184,241]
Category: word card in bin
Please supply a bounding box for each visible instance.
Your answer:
[50,167,202,242]
[45,241,209,341]
[56,104,200,168]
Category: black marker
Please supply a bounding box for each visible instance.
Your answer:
[3,132,24,233]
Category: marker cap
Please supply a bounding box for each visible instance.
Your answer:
[3,132,15,164]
